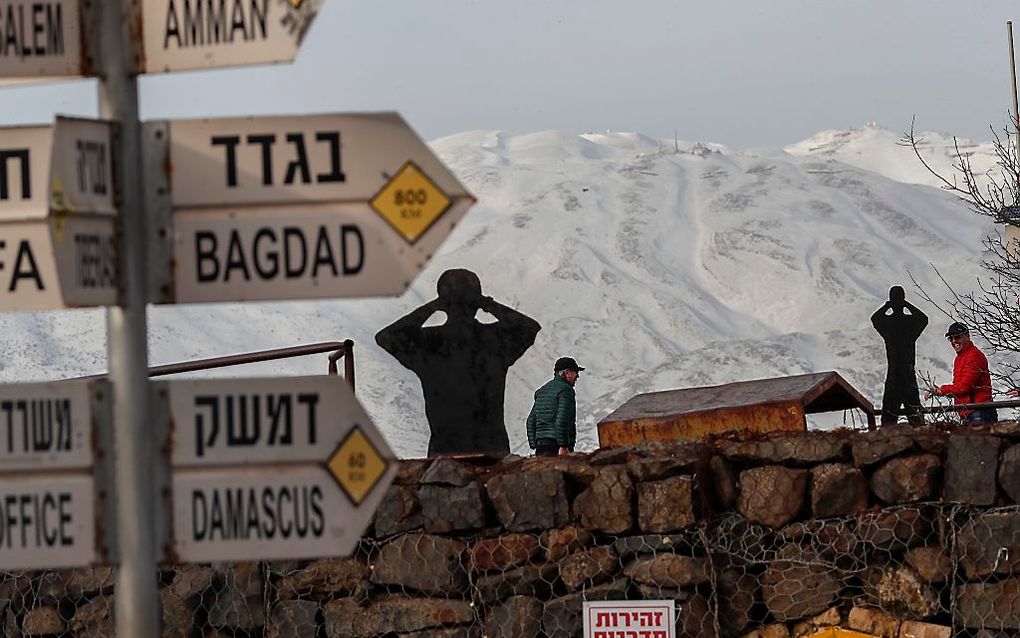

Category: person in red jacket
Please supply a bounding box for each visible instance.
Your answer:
[924,322,997,423]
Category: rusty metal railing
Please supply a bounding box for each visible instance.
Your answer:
[73,340,356,390]
[882,398,1020,419]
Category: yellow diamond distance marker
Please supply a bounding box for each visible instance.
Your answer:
[370,161,453,245]
[327,425,390,506]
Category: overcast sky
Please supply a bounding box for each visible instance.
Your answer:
[2,1,1018,147]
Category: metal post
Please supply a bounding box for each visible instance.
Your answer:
[1009,21,1020,195]
[96,0,160,636]
[344,339,356,391]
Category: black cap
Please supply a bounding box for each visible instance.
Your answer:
[945,322,969,337]
[554,357,585,373]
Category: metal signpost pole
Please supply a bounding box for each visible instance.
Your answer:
[96,1,160,636]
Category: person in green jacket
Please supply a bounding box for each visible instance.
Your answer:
[526,357,584,456]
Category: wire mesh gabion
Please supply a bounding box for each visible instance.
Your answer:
[11,428,1020,638]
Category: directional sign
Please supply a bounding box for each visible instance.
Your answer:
[161,376,396,562]
[161,112,476,303]
[0,380,94,470]
[141,0,322,74]
[0,117,117,312]
[0,0,86,78]
[0,381,108,570]
[0,117,114,222]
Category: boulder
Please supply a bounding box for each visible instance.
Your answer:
[70,596,113,638]
[626,445,701,481]
[160,588,193,638]
[468,534,541,573]
[955,579,1020,629]
[852,426,916,467]
[709,455,739,510]
[36,567,113,604]
[761,563,842,621]
[810,463,868,517]
[573,466,634,534]
[541,578,628,638]
[898,621,952,638]
[420,459,477,486]
[395,459,431,485]
[473,562,559,605]
[638,475,696,533]
[614,533,700,560]
[398,628,480,638]
[958,511,1020,579]
[998,443,1020,503]
[22,606,64,635]
[847,606,901,638]
[486,470,570,531]
[855,507,932,551]
[680,593,717,638]
[558,546,619,590]
[870,454,940,504]
[374,485,424,537]
[905,546,953,584]
[718,569,757,636]
[945,434,1001,505]
[723,434,846,464]
[276,557,369,600]
[790,607,842,637]
[167,564,215,600]
[873,565,940,618]
[324,595,474,638]
[419,483,487,533]
[267,600,319,638]
[737,466,807,528]
[483,596,543,638]
[622,554,710,588]
[370,534,468,595]
[542,527,594,561]
[208,575,266,631]
[740,625,790,638]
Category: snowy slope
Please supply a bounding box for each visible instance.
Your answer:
[0,125,997,457]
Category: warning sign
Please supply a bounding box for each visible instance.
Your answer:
[370,161,452,244]
[327,425,389,506]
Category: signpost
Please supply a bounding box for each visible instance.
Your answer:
[0,117,117,311]
[0,381,110,570]
[159,376,396,562]
[0,1,470,635]
[157,113,476,303]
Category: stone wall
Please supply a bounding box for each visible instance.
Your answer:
[10,422,1020,637]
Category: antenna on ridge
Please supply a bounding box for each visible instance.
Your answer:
[674,129,679,153]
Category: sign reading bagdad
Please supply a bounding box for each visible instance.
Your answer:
[163,112,476,303]
[0,117,117,312]
[142,0,322,73]
[161,376,396,562]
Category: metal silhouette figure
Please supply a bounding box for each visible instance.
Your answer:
[871,285,928,425]
[375,269,541,456]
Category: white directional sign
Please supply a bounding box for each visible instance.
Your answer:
[163,376,396,562]
[162,112,476,303]
[0,0,86,78]
[0,380,94,470]
[141,0,322,74]
[0,117,117,311]
[0,381,107,570]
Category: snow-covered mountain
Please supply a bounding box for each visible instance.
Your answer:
[0,124,1001,457]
